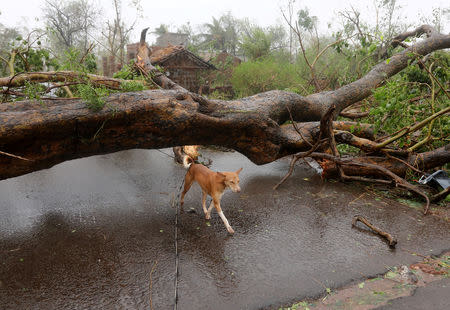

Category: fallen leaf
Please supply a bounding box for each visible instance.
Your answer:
[385,271,397,279]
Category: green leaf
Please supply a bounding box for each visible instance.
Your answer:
[358,282,365,289]
[385,271,397,279]
[386,58,391,64]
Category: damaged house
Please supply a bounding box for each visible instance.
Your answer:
[148,45,215,93]
[124,43,215,93]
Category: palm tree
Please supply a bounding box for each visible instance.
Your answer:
[204,17,226,52]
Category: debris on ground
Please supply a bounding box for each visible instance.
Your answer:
[352,215,398,247]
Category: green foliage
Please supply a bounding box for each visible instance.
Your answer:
[23,81,46,102]
[241,27,272,60]
[153,24,169,35]
[404,65,430,84]
[119,80,145,92]
[231,57,303,97]
[13,44,51,73]
[365,52,449,151]
[75,83,107,111]
[113,63,139,80]
[0,32,52,75]
[52,48,97,73]
[337,144,361,155]
[208,90,229,100]
[82,53,98,73]
[297,8,317,32]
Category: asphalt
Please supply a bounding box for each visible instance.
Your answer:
[1,148,449,309]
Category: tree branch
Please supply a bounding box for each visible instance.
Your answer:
[0,71,147,90]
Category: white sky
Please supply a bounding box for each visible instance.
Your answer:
[1,0,448,44]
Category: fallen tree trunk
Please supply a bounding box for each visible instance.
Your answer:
[0,25,449,180]
[0,90,345,179]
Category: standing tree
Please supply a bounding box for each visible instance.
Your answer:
[153,24,170,36]
[0,23,22,75]
[43,0,99,53]
[101,0,142,67]
[203,13,240,54]
[240,26,273,60]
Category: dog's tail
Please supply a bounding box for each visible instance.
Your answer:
[182,155,194,169]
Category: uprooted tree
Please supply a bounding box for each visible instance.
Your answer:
[1,26,449,212]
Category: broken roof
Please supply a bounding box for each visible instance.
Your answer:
[150,45,215,69]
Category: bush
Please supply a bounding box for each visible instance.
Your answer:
[231,57,303,97]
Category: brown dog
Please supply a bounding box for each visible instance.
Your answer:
[180,156,242,234]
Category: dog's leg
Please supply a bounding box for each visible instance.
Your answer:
[205,200,214,220]
[202,191,208,216]
[180,173,194,212]
[212,198,234,234]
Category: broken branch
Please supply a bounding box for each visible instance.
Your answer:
[310,152,430,214]
[273,105,336,190]
[430,187,450,203]
[352,215,398,247]
[0,71,145,90]
[0,150,33,161]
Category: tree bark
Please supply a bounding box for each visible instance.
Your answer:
[0,25,449,180]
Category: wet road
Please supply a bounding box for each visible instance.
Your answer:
[1,149,449,309]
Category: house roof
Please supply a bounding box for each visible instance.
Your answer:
[150,45,216,70]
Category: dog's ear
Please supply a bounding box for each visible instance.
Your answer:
[217,172,227,180]
[236,168,243,174]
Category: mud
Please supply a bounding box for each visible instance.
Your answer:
[1,149,449,309]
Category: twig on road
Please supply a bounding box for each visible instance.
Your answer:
[352,215,398,247]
